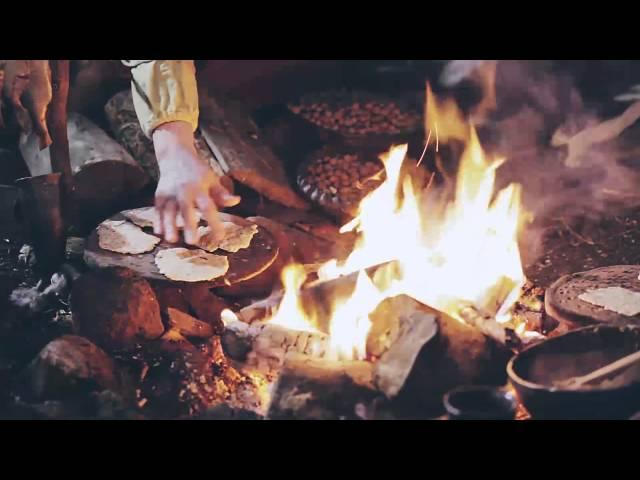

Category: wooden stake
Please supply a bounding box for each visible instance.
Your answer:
[47,60,73,198]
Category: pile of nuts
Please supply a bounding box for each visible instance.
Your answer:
[288,91,421,136]
[300,152,385,208]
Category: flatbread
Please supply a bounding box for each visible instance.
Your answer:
[196,222,258,253]
[98,220,160,254]
[122,207,201,230]
[155,248,229,282]
[195,226,221,252]
[578,287,640,317]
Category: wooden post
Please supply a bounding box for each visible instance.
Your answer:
[47,60,73,200]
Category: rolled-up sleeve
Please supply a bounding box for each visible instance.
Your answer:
[121,60,199,138]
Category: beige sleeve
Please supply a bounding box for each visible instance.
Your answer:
[121,60,199,138]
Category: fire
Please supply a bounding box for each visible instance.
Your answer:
[252,84,534,361]
[326,270,380,361]
[267,263,320,333]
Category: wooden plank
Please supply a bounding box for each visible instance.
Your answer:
[198,92,309,210]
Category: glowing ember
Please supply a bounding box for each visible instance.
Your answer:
[233,84,538,361]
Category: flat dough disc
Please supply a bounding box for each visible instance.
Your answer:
[578,287,640,317]
[155,248,229,282]
[98,220,160,254]
[196,222,259,253]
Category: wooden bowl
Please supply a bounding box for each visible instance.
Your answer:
[296,146,386,221]
[443,386,517,420]
[507,325,640,419]
[287,90,423,150]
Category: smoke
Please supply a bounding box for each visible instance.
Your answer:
[462,61,640,261]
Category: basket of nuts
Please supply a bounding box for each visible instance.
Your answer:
[297,147,387,220]
[287,90,422,149]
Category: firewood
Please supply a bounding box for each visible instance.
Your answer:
[222,320,331,368]
[236,294,283,324]
[198,92,309,210]
[234,284,512,416]
[20,112,149,225]
[236,261,518,352]
[372,310,438,398]
[166,308,214,339]
[457,303,521,349]
[391,298,512,416]
[266,353,379,420]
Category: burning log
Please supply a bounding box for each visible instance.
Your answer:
[457,303,521,349]
[266,353,379,420]
[222,319,331,373]
[372,311,438,398]
[230,288,512,417]
[235,262,518,349]
[226,299,440,394]
[394,302,512,416]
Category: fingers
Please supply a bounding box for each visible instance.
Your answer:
[153,171,241,245]
[33,115,52,150]
[180,193,200,245]
[154,196,165,237]
[196,193,223,243]
[158,198,179,244]
[210,182,241,208]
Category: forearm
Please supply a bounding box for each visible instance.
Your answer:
[152,121,202,176]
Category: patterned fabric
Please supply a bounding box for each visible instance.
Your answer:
[121,60,199,137]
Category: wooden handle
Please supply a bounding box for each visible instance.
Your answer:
[563,349,640,389]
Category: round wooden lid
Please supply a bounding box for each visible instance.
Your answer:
[545,265,640,327]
